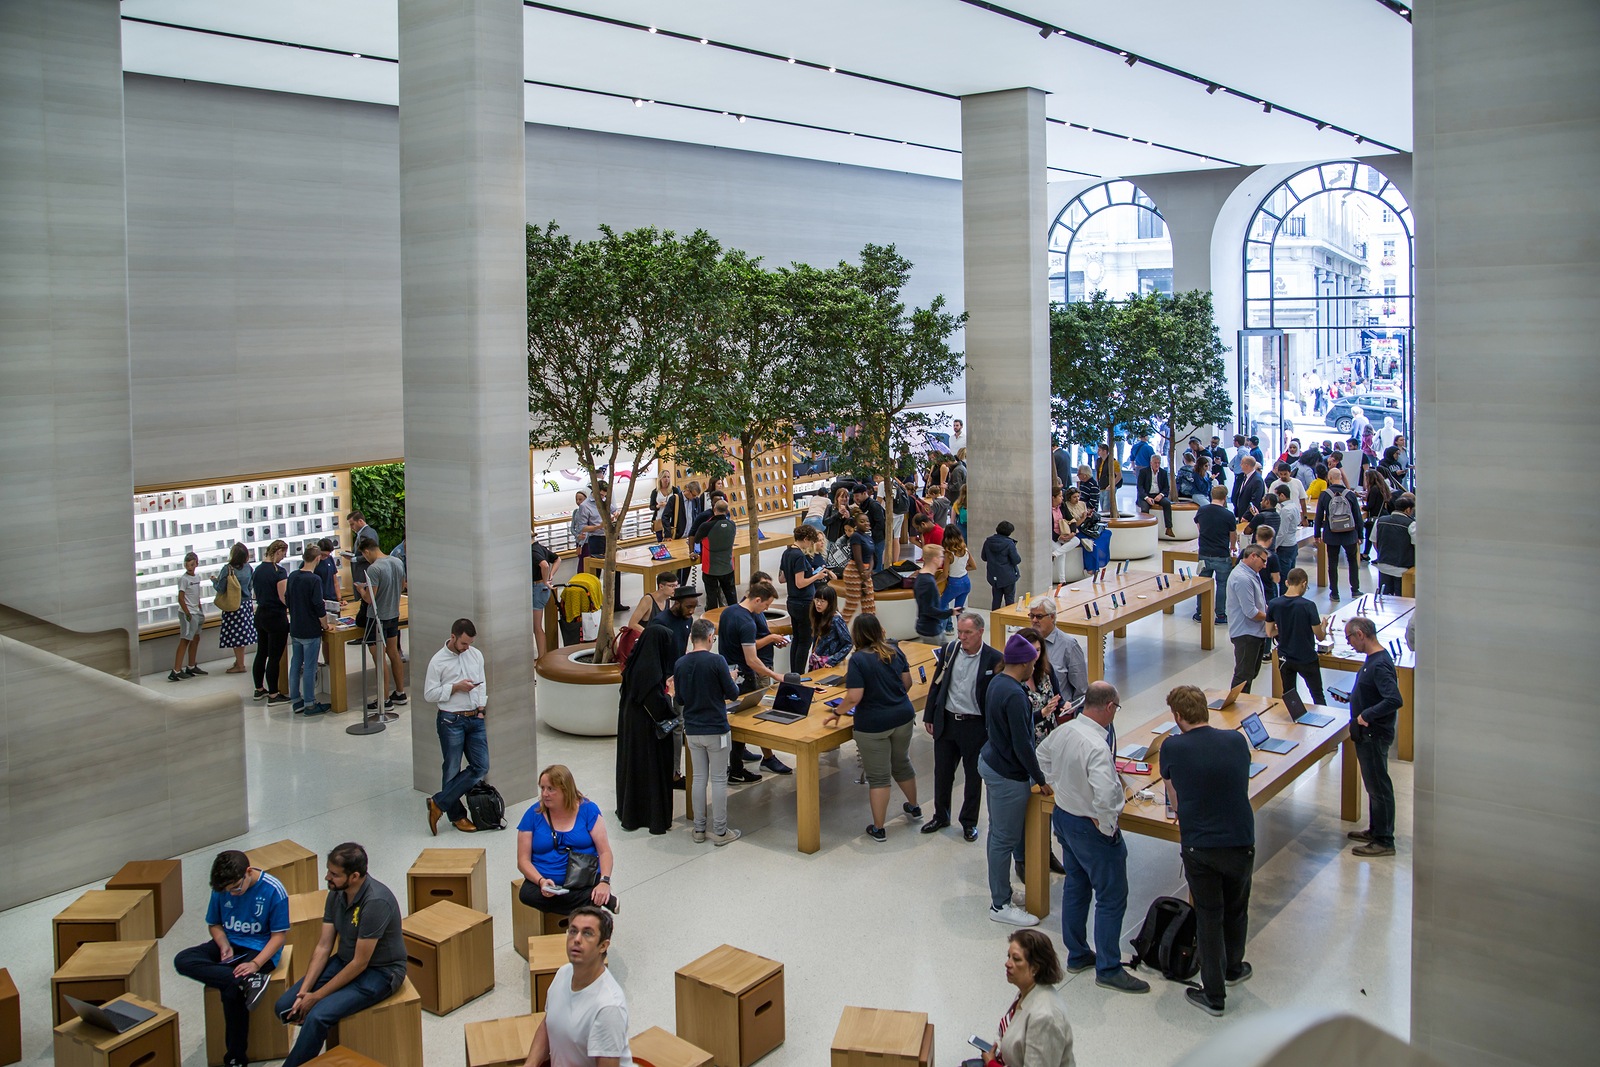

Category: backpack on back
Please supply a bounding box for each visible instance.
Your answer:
[1325,488,1357,534]
[1128,896,1199,981]
[464,780,506,831]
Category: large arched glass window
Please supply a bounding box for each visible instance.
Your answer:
[1241,161,1413,458]
[1048,180,1173,305]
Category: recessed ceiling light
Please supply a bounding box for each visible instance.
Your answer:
[351,53,361,58]
[699,38,708,45]
[787,57,796,64]
[633,99,643,107]
[737,115,746,123]
[827,66,836,73]
[647,26,657,34]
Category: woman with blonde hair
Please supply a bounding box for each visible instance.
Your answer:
[517,764,618,915]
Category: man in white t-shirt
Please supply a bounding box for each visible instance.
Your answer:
[522,906,632,1067]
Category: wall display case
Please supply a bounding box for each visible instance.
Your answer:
[666,437,798,524]
[133,470,348,628]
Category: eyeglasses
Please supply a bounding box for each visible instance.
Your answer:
[1027,611,1051,619]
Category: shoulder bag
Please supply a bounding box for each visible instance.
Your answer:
[540,807,600,890]
[213,569,241,613]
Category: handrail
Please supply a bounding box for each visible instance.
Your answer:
[0,600,134,681]
[1173,1009,1439,1067]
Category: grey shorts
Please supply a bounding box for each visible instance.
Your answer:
[179,612,203,640]
[854,720,915,788]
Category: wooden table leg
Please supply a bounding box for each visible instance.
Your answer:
[1270,649,1284,697]
[1316,542,1328,587]
[795,742,822,854]
[1024,793,1051,920]
[326,635,348,712]
[1085,629,1106,681]
[1113,626,1127,639]
[1397,668,1414,762]
[1341,737,1360,822]
[1200,587,1215,650]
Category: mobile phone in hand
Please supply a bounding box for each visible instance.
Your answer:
[968,1035,995,1055]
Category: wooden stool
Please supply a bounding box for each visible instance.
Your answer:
[53,890,157,967]
[285,891,325,981]
[406,848,487,913]
[464,1013,545,1067]
[0,968,19,1067]
[304,1049,386,1067]
[249,839,319,894]
[540,909,572,936]
[632,1026,713,1067]
[53,994,178,1067]
[105,860,184,936]
[332,978,422,1067]
[50,941,160,1025]
[830,1007,933,1067]
[526,934,567,1013]
[510,879,538,959]
[674,945,784,1067]
[201,946,294,1066]
[401,901,494,1016]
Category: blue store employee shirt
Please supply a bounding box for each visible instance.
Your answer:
[205,871,291,965]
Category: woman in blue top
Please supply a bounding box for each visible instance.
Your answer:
[807,585,852,671]
[823,614,921,842]
[516,764,618,915]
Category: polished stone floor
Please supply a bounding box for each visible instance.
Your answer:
[0,550,1412,1066]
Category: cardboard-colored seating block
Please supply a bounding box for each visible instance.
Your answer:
[202,946,294,1066]
[510,879,539,959]
[632,1025,714,1067]
[0,968,20,1067]
[105,860,184,937]
[285,891,325,982]
[526,934,568,1013]
[53,994,178,1067]
[53,890,157,968]
[540,909,572,936]
[674,945,784,1067]
[248,839,319,895]
[50,941,160,1026]
[332,977,422,1067]
[464,1013,545,1067]
[830,1007,933,1067]
[401,901,494,1016]
[406,848,487,914]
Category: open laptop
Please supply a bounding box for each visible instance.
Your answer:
[1117,729,1169,763]
[1281,688,1334,728]
[65,995,155,1034]
[1208,680,1247,710]
[726,686,767,715]
[754,681,814,724]
[1240,711,1298,754]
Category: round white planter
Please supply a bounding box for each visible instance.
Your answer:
[1162,503,1200,542]
[873,590,918,641]
[535,645,621,737]
[1107,516,1160,561]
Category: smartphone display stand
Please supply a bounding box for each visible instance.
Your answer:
[346,608,397,736]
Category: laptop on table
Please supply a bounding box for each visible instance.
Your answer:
[1117,728,1169,763]
[754,681,814,724]
[65,995,155,1034]
[1240,711,1298,755]
[1281,687,1334,728]
[1208,681,1247,710]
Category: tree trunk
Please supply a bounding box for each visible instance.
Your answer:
[740,436,758,587]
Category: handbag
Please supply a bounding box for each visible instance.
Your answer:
[213,569,241,613]
[559,842,600,890]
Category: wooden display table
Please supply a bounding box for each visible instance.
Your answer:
[1401,567,1415,597]
[202,946,293,1066]
[406,847,488,913]
[249,839,319,895]
[675,945,784,1067]
[632,1025,713,1067]
[322,594,409,713]
[989,572,1215,681]
[1271,593,1417,761]
[53,890,157,967]
[830,1007,933,1067]
[527,933,567,1013]
[285,890,325,981]
[402,901,494,1016]
[104,860,183,937]
[464,1013,544,1067]
[50,940,160,1026]
[687,642,939,854]
[331,978,422,1067]
[0,968,17,1067]
[1021,691,1356,918]
[53,994,178,1067]
[586,530,794,584]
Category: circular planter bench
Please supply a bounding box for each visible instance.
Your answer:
[1161,502,1200,542]
[1053,541,1087,583]
[535,643,621,736]
[872,587,919,641]
[1106,515,1160,561]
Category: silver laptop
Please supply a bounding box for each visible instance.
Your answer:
[65,995,155,1034]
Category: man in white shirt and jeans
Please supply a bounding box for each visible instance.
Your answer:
[522,905,632,1067]
[1035,680,1150,994]
[424,618,488,836]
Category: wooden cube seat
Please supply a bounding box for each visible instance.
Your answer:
[202,946,294,1066]
[50,940,160,1026]
[105,860,184,936]
[464,1013,545,1067]
[332,977,422,1067]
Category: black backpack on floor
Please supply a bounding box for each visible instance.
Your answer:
[464,780,507,831]
[1129,896,1199,981]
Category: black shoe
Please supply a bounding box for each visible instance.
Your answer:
[167,671,186,682]
[728,767,763,784]
[1226,962,1253,986]
[1049,852,1066,875]
[739,749,763,762]
[1329,591,1341,602]
[1214,613,1227,624]
[962,826,980,842]
[1186,988,1224,1016]
[920,817,951,835]
[760,756,792,775]
[388,691,408,705]
[291,704,306,715]
[1066,960,1095,974]
[865,824,887,842]
[1190,612,1203,622]
[252,688,269,701]
[239,970,272,1012]
[902,802,922,821]
[367,697,395,710]
[1347,829,1373,841]
[1350,588,1362,597]
[265,693,290,706]
[223,1058,248,1067]
[185,665,209,676]
[1095,969,1151,994]
[614,603,632,612]
[303,703,330,716]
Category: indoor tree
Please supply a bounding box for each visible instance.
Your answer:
[1049,292,1150,515]
[1118,290,1233,494]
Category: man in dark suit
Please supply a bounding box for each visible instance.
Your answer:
[1232,455,1266,520]
[920,610,1004,841]
[1137,453,1174,537]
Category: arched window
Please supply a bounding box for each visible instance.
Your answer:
[1240,161,1413,457]
[1048,180,1172,305]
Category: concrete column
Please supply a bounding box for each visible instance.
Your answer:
[961,89,1052,596]
[0,0,137,663]
[398,0,536,801]
[1411,2,1600,1063]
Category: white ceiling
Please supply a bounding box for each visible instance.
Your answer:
[120,0,1412,181]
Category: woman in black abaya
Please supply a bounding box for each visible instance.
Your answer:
[614,622,678,834]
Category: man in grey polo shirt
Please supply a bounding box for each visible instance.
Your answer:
[275,842,408,1067]
[1024,597,1089,707]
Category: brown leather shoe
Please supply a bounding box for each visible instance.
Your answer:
[453,818,478,833]
[426,798,443,836]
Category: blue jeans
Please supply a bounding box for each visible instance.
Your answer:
[872,537,886,570]
[1277,543,1299,582]
[978,755,1032,910]
[290,635,321,708]
[1198,556,1233,618]
[434,711,489,822]
[1053,810,1130,977]
[937,574,971,626]
[275,960,401,1067]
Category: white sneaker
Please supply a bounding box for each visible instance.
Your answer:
[989,904,1039,927]
[712,829,742,847]
[692,830,707,843]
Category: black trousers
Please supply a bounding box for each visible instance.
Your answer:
[1354,730,1396,846]
[786,598,815,675]
[1230,634,1266,692]
[1378,572,1405,595]
[1326,540,1361,594]
[1142,497,1173,530]
[931,716,988,828]
[252,611,288,692]
[990,583,1016,610]
[517,877,619,915]
[704,572,737,609]
[174,940,276,1062]
[1181,844,1254,1007]
[1278,658,1326,705]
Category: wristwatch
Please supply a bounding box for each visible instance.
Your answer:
[599,876,611,884]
